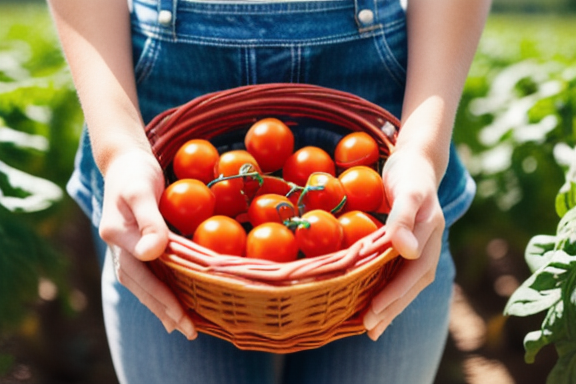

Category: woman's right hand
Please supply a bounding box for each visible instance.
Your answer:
[99,150,197,340]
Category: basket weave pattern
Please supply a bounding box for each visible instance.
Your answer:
[146,83,403,353]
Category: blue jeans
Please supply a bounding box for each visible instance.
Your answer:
[71,0,477,382]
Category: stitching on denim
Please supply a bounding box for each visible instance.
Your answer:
[370,28,406,88]
[134,36,161,84]
[249,47,257,84]
[289,46,295,83]
[176,2,352,15]
[244,47,250,84]
[296,45,302,83]
[133,23,384,48]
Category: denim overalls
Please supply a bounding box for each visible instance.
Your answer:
[68,0,476,383]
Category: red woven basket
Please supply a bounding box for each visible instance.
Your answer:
[146,83,403,353]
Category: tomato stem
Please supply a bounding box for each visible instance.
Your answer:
[283,216,311,230]
[206,163,264,188]
[331,196,347,214]
[275,201,297,222]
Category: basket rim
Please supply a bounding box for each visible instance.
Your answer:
[159,235,400,291]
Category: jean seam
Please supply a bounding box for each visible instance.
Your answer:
[133,23,390,48]
[134,36,161,84]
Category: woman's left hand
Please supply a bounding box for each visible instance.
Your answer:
[362,146,446,341]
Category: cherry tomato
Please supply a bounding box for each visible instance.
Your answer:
[334,132,380,169]
[192,215,247,257]
[338,210,379,249]
[375,190,392,214]
[172,139,220,184]
[159,179,216,236]
[294,210,343,258]
[210,179,249,218]
[282,146,335,187]
[246,222,299,262]
[300,172,346,213]
[248,194,296,227]
[338,166,384,212]
[255,175,302,208]
[215,149,261,179]
[245,118,294,173]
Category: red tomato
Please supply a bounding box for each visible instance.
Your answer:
[248,194,296,227]
[172,139,220,184]
[192,216,247,256]
[338,210,379,249]
[375,190,392,214]
[334,132,380,169]
[282,146,335,187]
[159,179,216,236]
[215,150,261,178]
[338,166,384,212]
[295,210,343,258]
[245,118,294,173]
[300,172,346,213]
[246,222,299,262]
[210,179,249,218]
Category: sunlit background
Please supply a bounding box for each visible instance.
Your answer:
[1,0,575,383]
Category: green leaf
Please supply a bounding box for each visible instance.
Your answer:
[0,159,62,212]
[525,330,552,364]
[524,301,566,364]
[556,158,576,218]
[548,340,576,384]
[0,125,49,152]
[525,235,557,272]
[505,282,561,317]
[556,206,576,254]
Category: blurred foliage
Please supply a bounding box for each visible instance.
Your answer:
[0,2,84,375]
[451,14,576,290]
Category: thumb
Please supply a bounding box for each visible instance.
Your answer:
[100,191,169,262]
[131,196,169,261]
[385,195,419,260]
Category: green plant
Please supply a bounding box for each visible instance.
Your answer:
[505,156,576,384]
[0,5,83,377]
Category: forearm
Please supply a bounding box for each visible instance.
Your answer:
[399,0,491,183]
[47,0,150,175]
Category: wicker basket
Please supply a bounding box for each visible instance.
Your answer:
[146,83,404,353]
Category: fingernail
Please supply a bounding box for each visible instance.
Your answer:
[162,319,177,334]
[367,330,379,342]
[370,319,391,342]
[177,317,197,340]
[363,308,379,330]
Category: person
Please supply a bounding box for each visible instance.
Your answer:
[47,0,491,383]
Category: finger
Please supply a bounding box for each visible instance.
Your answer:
[364,270,430,341]
[101,191,169,261]
[363,225,443,334]
[112,247,197,339]
[385,195,420,259]
[130,195,169,261]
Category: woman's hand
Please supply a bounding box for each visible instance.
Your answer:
[362,147,445,341]
[99,150,197,340]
